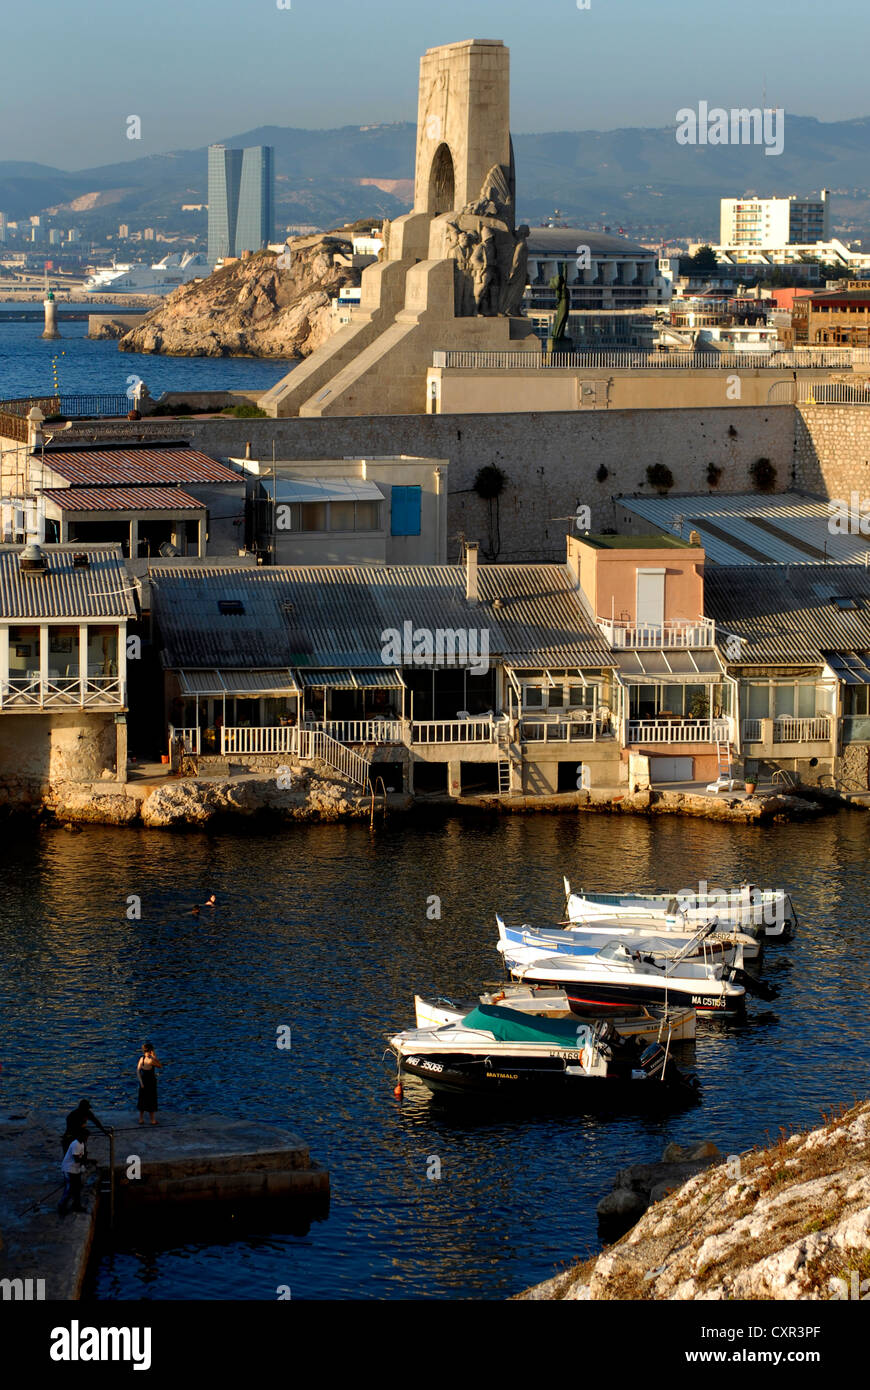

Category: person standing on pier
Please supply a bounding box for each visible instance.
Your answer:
[137,1042,163,1126]
[61,1098,110,1156]
[58,1128,87,1216]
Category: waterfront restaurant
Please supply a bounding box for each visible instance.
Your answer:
[569,533,734,785]
[149,543,621,796]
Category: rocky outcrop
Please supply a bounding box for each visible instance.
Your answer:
[118,234,362,359]
[517,1101,870,1301]
[596,1141,722,1236]
[138,771,369,827]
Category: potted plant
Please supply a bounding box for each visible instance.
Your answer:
[744,760,758,795]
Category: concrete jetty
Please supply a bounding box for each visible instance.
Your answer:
[0,1109,328,1301]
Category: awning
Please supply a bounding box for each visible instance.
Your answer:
[178,668,301,696]
[262,476,384,504]
[824,652,870,685]
[297,668,403,689]
[505,665,598,687]
[614,649,725,684]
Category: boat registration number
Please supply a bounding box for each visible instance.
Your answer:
[691,995,724,1009]
[406,1056,443,1072]
[549,1050,582,1060]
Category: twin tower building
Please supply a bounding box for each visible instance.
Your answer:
[207,143,274,264]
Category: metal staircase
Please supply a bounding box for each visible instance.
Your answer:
[706,740,737,793]
[496,717,520,796]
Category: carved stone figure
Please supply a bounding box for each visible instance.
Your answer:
[445,220,477,316]
[500,224,529,316]
[471,227,499,316]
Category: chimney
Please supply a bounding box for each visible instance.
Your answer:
[465,540,479,603]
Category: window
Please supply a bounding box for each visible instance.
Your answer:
[391,486,422,537]
[280,500,382,533]
[217,599,245,615]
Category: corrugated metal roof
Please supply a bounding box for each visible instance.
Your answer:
[42,486,205,512]
[704,565,870,665]
[618,493,870,566]
[42,447,239,487]
[0,545,136,619]
[151,563,614,670]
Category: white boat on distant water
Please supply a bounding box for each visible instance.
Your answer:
[564,878,795,939]
[83,251,209,295]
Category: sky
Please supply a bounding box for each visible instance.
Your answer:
[1,0,868,169]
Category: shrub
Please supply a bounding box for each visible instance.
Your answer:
[646,463,674,494]
[750,457,777,492]
[474,464,507,499]
[221,403,267,418]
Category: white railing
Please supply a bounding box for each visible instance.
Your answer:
[597,618,716,649]
[411,718,497,744]
[320,719,404,745]
[433,347,870,371]
[1,675,125,709]
[627,717,731,744]
[742,718,763,743]
[221,725,298,755]
[297,727,370,788]
[797,381,870,405]
[773,715,831,743]
[520,715,614,743]
[169,724,201,754]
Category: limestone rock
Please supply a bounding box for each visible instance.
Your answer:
[515,1101,870,1301]
[119,234,362,361]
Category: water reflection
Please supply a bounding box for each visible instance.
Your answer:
[1,810,868,1299]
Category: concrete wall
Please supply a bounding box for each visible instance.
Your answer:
[429,366,813,414]
[182,407,795,563]
[0,712,118,786]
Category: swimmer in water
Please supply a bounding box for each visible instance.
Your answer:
[203,894,216,907]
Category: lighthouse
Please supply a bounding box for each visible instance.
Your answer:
[42,273,60,339]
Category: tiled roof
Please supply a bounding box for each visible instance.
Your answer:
[704,564,870,665]
[150,563,614,670]
[42,486,206,512]
[41,447,239,487]
[0,545,137,619]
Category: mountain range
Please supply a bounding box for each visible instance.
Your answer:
[3,114,870,243]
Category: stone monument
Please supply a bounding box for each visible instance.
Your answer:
[260,39,539,418]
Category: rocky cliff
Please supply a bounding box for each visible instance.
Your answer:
[118,234,361,359]
[518,1101,870,1300]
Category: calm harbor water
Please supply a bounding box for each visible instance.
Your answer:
[1,809,867,1300]
[0,309,293,399]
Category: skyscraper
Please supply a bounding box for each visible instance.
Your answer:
[208,144,274,263]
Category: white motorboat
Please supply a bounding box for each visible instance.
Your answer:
[564,878,795,939]
[414,990,697,1041]
[388,1003,700,1107]
[497,921,751,1015]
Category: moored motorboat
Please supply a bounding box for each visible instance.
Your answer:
[497,923,752,1015]
[413,990,697,1041]
[565,878,795,940]
[388,1003,699,1108]
[501,916,759,964]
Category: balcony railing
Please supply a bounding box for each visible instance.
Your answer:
[432,347,870,371]
[627,717,731,744]
[520,714,615,743]
[774,715,831,743]
[221,725,296,755]
[321,719,404,745]
[596,618,716,649]
[169,724,200,754]
[411,718,497,744]
[1,675,125,710]
[742,715,832,744]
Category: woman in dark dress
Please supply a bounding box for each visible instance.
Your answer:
[137,1042,163,1125]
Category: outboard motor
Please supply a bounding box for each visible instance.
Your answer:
[724,963,779,1001]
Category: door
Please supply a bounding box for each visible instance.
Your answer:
[649,756,693,782]
[636,569,665,630]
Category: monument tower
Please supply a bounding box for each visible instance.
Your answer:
[261,39,537,418]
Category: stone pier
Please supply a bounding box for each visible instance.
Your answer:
[0,1110,329,1301]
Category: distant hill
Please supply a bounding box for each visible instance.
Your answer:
[3,115,870,243]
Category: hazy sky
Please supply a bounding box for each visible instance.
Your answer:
[2,0,867,168]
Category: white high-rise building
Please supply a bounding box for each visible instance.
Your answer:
[719,192,830,249]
